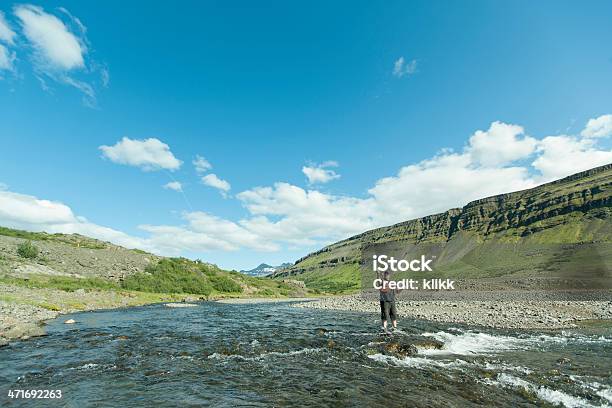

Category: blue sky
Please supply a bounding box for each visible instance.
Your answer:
[1,1,611,270]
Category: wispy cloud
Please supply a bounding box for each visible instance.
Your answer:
[11,4,106,106]
[0,11,16,73]
[0,11,16,45]
[393,56,417,78]
[0,44,15,72]
[99,137,182,171]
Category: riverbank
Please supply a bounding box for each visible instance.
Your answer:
[0,284,314,345]
[294,294,612,329]
[4,284,612,347]
[0,283,197,345]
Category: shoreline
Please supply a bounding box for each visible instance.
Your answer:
[0,283,189,346]
[293,294,612,329]
[3,284,611,347]
[0,284,315,345]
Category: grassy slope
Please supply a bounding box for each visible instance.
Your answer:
[0,226,107,249]
[0,230,310,300]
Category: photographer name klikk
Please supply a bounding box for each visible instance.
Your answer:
[371,254,455,290]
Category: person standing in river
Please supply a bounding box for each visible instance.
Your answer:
[379,271,399,333]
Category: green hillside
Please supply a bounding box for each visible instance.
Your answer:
[0,228,308,299]
[273,164,612,293]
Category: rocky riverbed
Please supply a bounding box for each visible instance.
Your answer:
[294,294,612,329]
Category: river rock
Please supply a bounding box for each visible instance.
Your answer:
[165,303,198,308]
[412,338,444,350]
[383,341,418,357]
[64,319,76,324]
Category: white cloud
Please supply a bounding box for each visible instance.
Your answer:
[14,5,84,70]
[0,188,274,256]
[0,189,150,250]
[201,174,231,193]
[532,135,612,180]
[99,137,182,171]
[193,155,212,174]
[163,181,183,192]
[393,56,417,78]
[237,183,375,243]
[140,212,278,253]
[468,121,537,166]
[0,11,16,45]
[12,5,105,105]
[368,153,535,226]
[581,114,612,138]
[302,161,340,184]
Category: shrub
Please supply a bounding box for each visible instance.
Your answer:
[209,274,243,293]
[121,258,246,295]
[122,258,213,295]
[39,302,61,311]
[47,276,119,292]
[17,241,39,259]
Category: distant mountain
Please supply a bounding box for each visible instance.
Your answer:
[241,263,293,277]
[272,164,612,293]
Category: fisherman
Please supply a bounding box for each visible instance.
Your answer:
[379,270,399,333]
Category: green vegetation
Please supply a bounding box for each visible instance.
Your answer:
[0,226,49,241]
[293,263,360,294]
[121,258,306,297]
[122,258,219,296]
[0,275,121,292]
[0,257,306,300]
[76,241,107,250]
[0,226,108,249]
[38,302,61,311]
[205,271,243,293]
[17,241,39,259]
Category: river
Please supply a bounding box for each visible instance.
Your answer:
[1,301,611,407]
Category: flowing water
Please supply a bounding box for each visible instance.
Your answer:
[1,301,611,407]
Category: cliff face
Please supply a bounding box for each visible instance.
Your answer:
[454,165,611,238]
[274,164,612,289]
